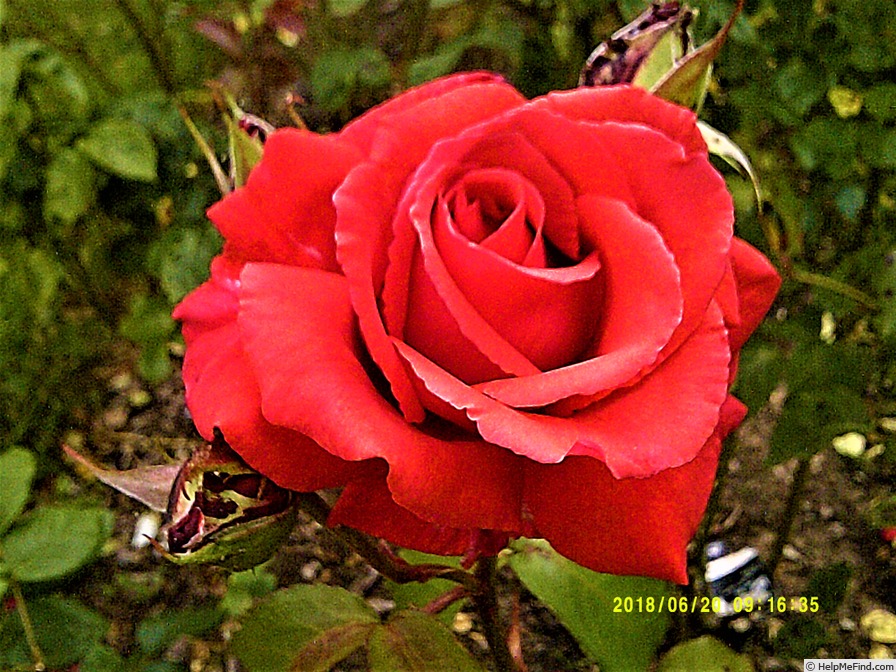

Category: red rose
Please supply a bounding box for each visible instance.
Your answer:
[174,73,780,583]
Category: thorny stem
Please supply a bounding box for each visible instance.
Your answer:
[474,555,520,672]
[767,457,811,579]
[295,492,478,591]
[10,578,46,672]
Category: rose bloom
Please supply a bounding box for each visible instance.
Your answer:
[174,73,780,583]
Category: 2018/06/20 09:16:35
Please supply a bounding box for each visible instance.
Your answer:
[611,595,821,614]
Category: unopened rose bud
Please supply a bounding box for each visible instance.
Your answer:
[161,430,297,570]
[579,2,694,88]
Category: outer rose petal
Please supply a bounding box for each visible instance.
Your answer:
[529,85,708,157]
[172,259,363,490]
[236,263,525,533]
[593,123,733,357]
[208,130,364,272]
[329,464,486,556]
[566,301,731,478]
[728,237,781,351]
[525,396,747,584]
[338,72,516,154]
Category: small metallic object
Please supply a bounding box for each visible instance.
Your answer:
[705,542,773,617]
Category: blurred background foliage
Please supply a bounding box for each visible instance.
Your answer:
[0,0,895,669]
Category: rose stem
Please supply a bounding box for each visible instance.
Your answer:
[507,586,529,672]
[473,555,520,672]
[422,585,468,615]
[767,456,810,579]
[11,578,46,671]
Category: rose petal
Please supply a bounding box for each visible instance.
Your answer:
[209,130,363,271]
[728,237,781,351]
[381,129,584,383]
[329,469,476,556]
[237,263,525,532]
[237,264,384,463]
[590,122,733,357]
[567,301,731,478]
[338,72,519,155]
[479,194,682,409]
[525,396,747,584]
[334,82,525,419]
[430,177,604,372]
[394,339,578,463]
[173,259,362,490]
[530,85,708,157]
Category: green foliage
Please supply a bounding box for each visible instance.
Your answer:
[0,595,108,669]
[367,610,484,672]
[0,447,36,536]
[136,606,224,656]
[508,539,672,672]
[231,583,483,672]
[1,505,112,582]
[231,583,379,672]
[656,636,754,672]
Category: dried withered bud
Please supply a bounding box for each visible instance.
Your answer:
[161,430,297,570]
[579,2,694,87]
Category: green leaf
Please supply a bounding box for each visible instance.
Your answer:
[76,118,158,182]
[807,563,852,612]
[220,566,278,617]
[768,385,871,464]
[147,226,220,304]
[0,595,107,669]
[368,610,484,672]
[290,621,378,672]
[43,147,96,225]
[657,636,753,672]
[409,41,468,86]
[0,447,36,536]
[311,48,391,112]
[0,40,43,119]
[508,539,672,672]
[119,293,176,383]
[0,505,112,582]
[80,644,127,672]
[136,606,224,656]
[231,584,379,672]
[774,58,826,117]
[732,343,785,412]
